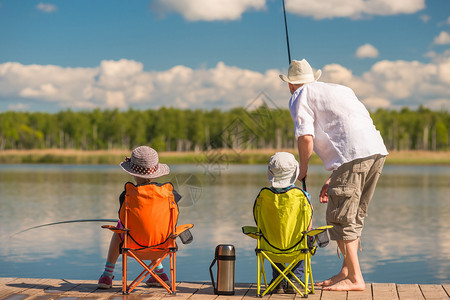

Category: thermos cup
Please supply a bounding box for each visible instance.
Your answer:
[209,244,235,295]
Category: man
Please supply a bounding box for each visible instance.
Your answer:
[279,59,388,291]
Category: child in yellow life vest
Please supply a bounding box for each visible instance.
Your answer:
[98,146,181,289]
[265,152,312,294]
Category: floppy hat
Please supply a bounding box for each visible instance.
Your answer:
[120,146,170,179]
[279,59,321,84]
[267,152,300,189]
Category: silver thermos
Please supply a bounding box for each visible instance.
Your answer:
[209,244,235,295]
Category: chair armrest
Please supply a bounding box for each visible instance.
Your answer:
[306,225,333,248]
[305,225,333,237]
[242,226,261,239]
[101,225,129,234]
[171,224,194,244]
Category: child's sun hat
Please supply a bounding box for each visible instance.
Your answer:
[120,146,170,179]
[267,152,299,188]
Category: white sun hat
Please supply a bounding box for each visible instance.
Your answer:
[267,152,300,189]
[279,59,322,84]
[120,146,170,179]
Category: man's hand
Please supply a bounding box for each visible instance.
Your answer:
[298,171,307,182]
[319,177,331,203]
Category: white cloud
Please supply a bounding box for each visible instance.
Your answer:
[36,3,57,13]
[8,103,30,111]
[150,0,266,21]
[356,43,379,58]
[433,31,450,45]
[362,96,391,110]
[285,0,425,20]
[419,14,430,23]
[0,55,449,112]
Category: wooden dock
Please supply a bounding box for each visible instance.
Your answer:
[1,278,449,299]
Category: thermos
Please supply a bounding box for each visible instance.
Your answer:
[209,244,235,295]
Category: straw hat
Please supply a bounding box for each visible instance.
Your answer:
[267,152,299,189]
[279,59,321,84]
[120,146,170,179]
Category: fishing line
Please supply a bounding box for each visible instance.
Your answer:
[10,219,118,237]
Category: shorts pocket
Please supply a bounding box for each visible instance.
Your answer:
[327,184,358,223]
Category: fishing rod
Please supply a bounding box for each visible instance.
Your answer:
[282,0,291,64]
[10,219,118,237]
[281,0,307,191]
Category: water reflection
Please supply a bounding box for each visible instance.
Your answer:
[0,164,449,284]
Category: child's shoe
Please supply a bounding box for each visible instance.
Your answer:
[284,283,296,294]
[97,275,113,289]
[270,281,285,294]
[145,273,170,287]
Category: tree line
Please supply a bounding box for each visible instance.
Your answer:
[0,106,448,152]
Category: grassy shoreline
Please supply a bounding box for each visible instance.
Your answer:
[0,149,449,165]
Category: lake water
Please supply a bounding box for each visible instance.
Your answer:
[0,163,449,284]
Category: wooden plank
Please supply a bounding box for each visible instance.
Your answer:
[372,283,398,300]
[0,278,16,285]
[10,278,58,299]
[167,282,205,300]
[0,278,51,300]
[321,290,347,300]
[347,284,373,300]
[397,284,424,300]
[216,282,253,300]
[187,283,217,300]
[303,285,322,300]
[419,284,449,300]
[268,292,296,300]
[3,279,450,300]
[21,278,82,300]
[56,279,101,297]
[241,283,258,299]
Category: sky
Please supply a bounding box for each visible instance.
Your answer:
[0,0,449,113]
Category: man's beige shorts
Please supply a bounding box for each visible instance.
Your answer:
[326,154,386,241]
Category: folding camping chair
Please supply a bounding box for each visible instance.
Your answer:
[102,182,193,295]
[242,187,331,298]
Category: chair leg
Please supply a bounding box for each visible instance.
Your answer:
[122,252,129,294]
[257,255,262,297]
[171,252,176,294]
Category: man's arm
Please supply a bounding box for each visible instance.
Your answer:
[297,135,314,181]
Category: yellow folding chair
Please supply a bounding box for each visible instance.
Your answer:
[102,182,193,295]
[242,187,331,297]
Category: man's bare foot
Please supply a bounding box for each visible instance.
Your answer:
[315,273,346,287]
[322,278,365,291]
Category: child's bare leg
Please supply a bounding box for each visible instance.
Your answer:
[106,233,121,264]
[98,233,121,288]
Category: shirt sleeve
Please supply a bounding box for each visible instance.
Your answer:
[289,86,315,139]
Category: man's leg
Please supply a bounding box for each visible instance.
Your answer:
[323,238,365,291]
[315,242,348,286]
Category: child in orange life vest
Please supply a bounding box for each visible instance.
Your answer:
[98,146,181,289]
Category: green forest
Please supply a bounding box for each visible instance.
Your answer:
[0,106,449,152]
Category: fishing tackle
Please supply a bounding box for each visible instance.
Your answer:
[10,219,118,237]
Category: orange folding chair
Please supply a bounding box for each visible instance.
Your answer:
[102,182,193,295]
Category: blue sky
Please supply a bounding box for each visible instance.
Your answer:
[0,0,449,112]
